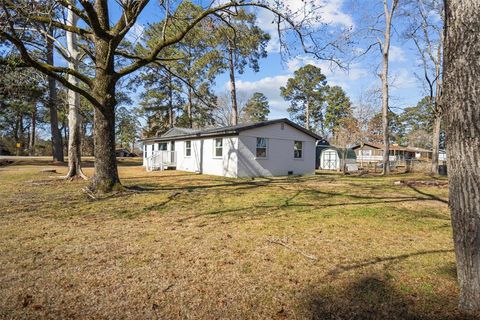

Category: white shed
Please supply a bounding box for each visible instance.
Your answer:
[140,119,321,178]
[316,144,357,171]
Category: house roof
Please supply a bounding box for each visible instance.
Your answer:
[139,118,323,142]
[351,142,432,153]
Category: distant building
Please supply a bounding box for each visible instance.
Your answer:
[439,149,447,162]
[115,149,137,157]
[352,142,433,163]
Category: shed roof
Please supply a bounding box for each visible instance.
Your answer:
[139,118,323,142]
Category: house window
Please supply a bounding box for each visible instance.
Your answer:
[214,138,223,157]
[143,145,147,158]
[185,141,192,157]
[159,143,167,151]
[294,141,303,159]
[256,137,268,158]
[361,149,372,156]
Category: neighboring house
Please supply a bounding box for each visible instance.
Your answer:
[140,118,321,178]
[115,149,137,157]
[352,142,433,163]
[316,141,357,171]
[439,149,447,162]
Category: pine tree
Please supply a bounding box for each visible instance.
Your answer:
[280,64,328,131]
[324,86,352,137]
[242,92,270,123]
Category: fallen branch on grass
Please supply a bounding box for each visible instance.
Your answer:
[267,238,318,262]
[394,180,448,187]
[82,187,97,200]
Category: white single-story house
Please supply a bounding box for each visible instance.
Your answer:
[140,118,321,178]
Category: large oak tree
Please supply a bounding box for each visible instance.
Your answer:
[443,0,480,314]
[0,0,334,193]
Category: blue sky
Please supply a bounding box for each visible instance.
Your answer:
[123,0,429,119]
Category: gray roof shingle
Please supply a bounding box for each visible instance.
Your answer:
[139,118,322,142]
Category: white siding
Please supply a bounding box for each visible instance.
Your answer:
[174,137,238,177]
[237,123,316,177]
[142,141,171,166]
[175,140,202,172]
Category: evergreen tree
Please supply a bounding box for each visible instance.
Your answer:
[242,92,270,123]
[399,97,433,133]
[135,1,220,129]
[280,64,328,131]
[324,86,352,137]
[211,9,270,125]
[116,106,140,151]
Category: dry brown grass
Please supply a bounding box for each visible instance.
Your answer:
[0,158,464,319]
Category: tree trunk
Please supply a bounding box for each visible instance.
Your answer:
[14,116,20,156]
[187,86,193,128]
[431,35,444,176]
[87,37,121,193]
[381,0,396,176]
[28,107,36,156]
[443,0,480,314]
[381,49,390,175]
[168,73,174,128]
[65,4,86,179]
[19,114,25,149]
[431,111,441,174]
[305,99,310,130]
[228,47,238,126]
[46,29,64,163]
[90,101,120,192]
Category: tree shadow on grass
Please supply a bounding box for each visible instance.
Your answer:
[407,185,448,204]
[201,187,450,221]
[303,249,468,320]
[328,249,454,276]
[305,273,469,320]
[124,176,304,193]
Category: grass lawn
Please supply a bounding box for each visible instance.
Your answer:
[0,158,462,319]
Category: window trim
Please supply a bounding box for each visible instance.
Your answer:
[185,140,192,157]
[158,142,168,151]
[213,138,223,158]
[294,140,303,159]
[255,137,268,159]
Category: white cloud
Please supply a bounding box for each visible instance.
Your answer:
[255,0,354,53]
[391,68,418,89]
[226,75,291,116]
[390,45,406,63]
[222,55,369,117]
[286,55,369,86]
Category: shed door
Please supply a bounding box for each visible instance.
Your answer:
[323,150,338,170]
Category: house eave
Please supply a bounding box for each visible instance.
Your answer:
[139,131,239,143]
[138,118,323,144]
